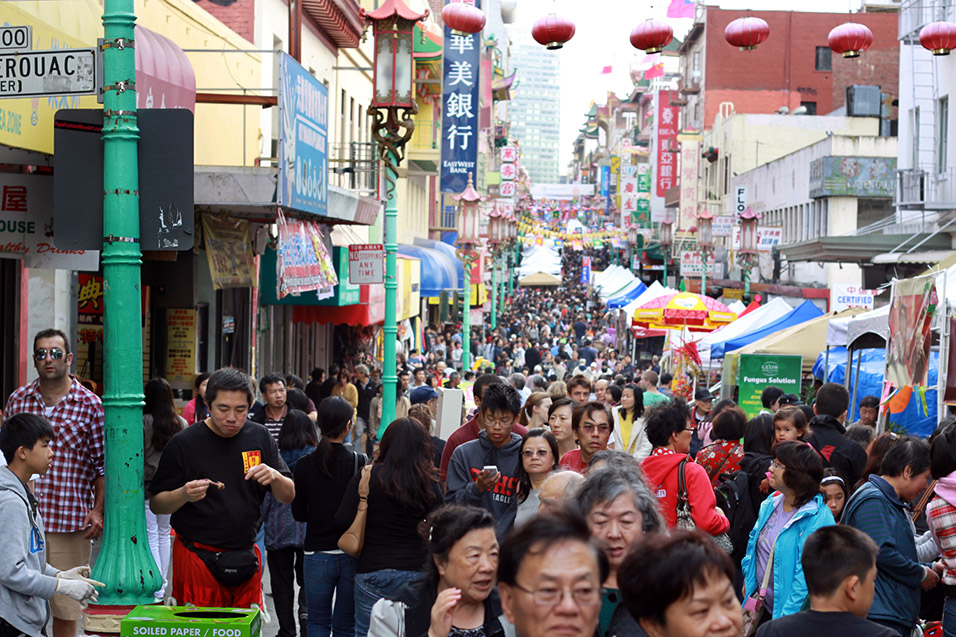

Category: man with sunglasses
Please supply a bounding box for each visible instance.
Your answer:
[2,328,104,637]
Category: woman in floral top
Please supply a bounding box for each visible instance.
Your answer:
[695,406,747,487]
[927,423,956,635]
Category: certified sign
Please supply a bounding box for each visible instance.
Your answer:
[0,49,97,98]
[348,244,385,285]
[0,27,31,52]
[830,283,877,312]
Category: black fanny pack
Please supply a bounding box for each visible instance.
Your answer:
[181,538,259,588]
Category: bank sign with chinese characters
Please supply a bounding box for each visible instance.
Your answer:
[278,53,328,216]
[440,0,481,193]
[0,173,98,270]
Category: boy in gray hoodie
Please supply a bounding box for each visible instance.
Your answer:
[0,413,101,637]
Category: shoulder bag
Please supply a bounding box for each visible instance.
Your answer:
[677,458,734,554]
[338,464,372,557]
[741,536,778,636]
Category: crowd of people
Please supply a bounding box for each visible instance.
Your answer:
[1,246,955,637]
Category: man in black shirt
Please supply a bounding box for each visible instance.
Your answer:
[756,526,898,637]
[353,364,377,454]
[250,372,287,440]
[150,368,294,608]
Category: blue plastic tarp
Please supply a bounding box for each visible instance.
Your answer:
[812,347,939,438]
[607,281,648,309]
[714,299,824,358]
[397,244,457,297]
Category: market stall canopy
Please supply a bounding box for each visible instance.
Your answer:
[733,308,865,372]
[827,305,890,348]
[714,299,824,357]
[695,297,794,362]
[633,292,736,332]
[622,281,679,317]
[519,272,562,287]
[606,280,648,308]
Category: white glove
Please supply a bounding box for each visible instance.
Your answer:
[55,578,97,605]
[56,566,104,587]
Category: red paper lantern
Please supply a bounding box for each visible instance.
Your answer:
[724,16,770,51]
[920,21,956,55]
[532,13,575,50]
[441,2,486,36]
[630,19,673,54]
[828,22,873,58]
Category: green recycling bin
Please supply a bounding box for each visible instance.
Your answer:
[121,606,261,637]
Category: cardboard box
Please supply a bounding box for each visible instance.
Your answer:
[121,606,261,637]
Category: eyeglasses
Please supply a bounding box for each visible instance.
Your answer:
[769,460,786,471]
[485,417,515,429]
[34,348,65,361]
[512,582,601,607]
[522,449,552,458]
[581,424,610,434]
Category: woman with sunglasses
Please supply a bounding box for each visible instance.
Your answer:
[514,428,559,527]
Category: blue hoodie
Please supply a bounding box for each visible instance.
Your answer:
[742,492,835,619]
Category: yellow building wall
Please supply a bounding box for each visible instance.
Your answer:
[397,172,430,244]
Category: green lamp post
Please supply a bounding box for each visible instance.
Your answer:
[88,0,164,609]
[737,206,760,300]
[488,206,502,330]
[455,174,483,371]
[364,0,426,431]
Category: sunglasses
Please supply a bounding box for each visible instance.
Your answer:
[34,348,65,361]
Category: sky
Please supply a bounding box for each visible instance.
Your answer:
[504,0,869,175]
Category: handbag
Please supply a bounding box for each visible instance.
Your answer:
[677,458,734,554]
[741,537,778,636]
[338,464,372,557]
[180,538,259,588]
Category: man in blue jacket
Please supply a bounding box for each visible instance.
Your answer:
[445,384,524,538]
[842,437,938,635]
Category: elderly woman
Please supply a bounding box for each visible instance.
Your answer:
[619,531,743,637]
[368,505,511,636]
[575,462,666,637]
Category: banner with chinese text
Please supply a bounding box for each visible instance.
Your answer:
[440,0,482,193]
[655,90,678,196]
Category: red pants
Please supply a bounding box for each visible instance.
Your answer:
[171,536,263,608]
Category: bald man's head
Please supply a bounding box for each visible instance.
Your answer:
[538,471,586,515]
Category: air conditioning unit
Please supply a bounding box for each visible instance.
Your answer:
[847,85,882,117]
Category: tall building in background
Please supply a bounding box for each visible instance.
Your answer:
[508,28,561,185]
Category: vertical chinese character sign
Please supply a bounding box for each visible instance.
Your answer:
[655,90,678,197]
[678,136,700,230]
[441,1,482,193]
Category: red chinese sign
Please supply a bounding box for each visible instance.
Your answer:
[656,90,679,197]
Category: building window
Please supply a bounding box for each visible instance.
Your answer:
[938,96,948,173]
[815,47,831,71]
[800,101,817,115]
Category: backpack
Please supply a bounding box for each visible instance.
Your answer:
[713,469,757,564]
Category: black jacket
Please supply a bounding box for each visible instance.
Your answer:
[807,415,867,488]
[394,581,508,637]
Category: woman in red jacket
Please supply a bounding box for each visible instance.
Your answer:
[640,398,730,536]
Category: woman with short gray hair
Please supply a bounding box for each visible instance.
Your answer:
[575,465,664,636]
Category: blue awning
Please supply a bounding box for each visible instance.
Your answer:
[398,243,457,297]
[414,237,463,290]
[606,280,647,309]
[714,299,824,357]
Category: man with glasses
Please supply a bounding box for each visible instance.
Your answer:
[445,383,524,538]
[559,402,613,475]
[2,328,104,637]
[498,508,606,637]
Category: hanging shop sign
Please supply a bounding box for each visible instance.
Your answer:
[678,136,700,231]
[201,215,256,290]
[737,354,803,419]
[581,256,591,284]
[655,90,678,197]
[165,309,197,383]
[440,3,482,193]
[0,172,99,270]
[500,145,517,162]
[809,156,896,199]
[277,52,329,216]
[732,226,782,251]
[348,243,385,285]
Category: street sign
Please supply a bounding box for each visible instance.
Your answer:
[0,49,97,98]
[348,244,385,284]
[0,27,31,52]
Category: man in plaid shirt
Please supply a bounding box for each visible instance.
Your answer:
[2,328,104,637]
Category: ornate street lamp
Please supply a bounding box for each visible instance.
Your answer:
[487,206,503,330]
[736,206,760,300]
[455,173,483,371]
[697,208,714,297]
[659,214,673,285]
[363,0,428,430]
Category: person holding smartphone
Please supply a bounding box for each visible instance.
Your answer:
[445,384,524,538]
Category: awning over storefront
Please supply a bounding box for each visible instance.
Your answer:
[193,167,381,225]
[781,234,953,264]
[398,243,457,297]
[415,237,464,289]
[294,282,385,326]
[135,25,196,112]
